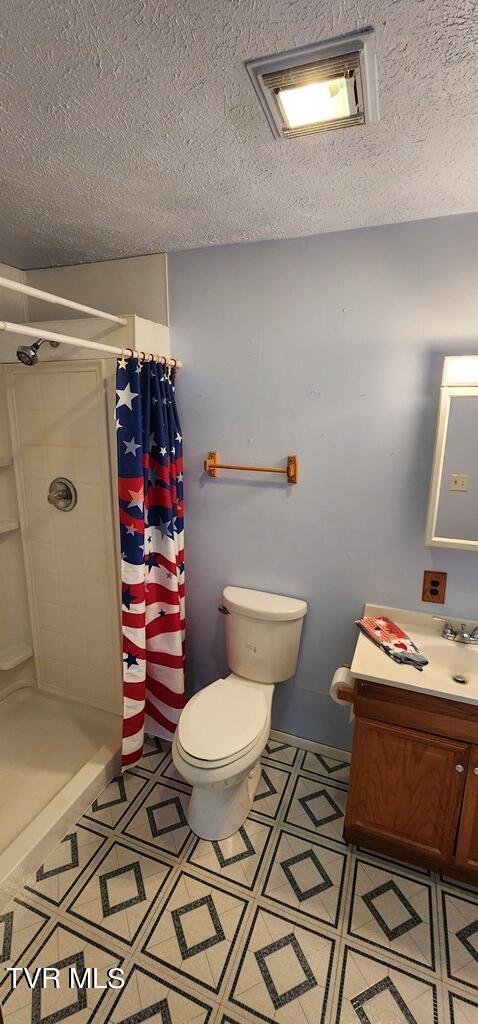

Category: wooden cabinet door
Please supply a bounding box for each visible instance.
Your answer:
[455,746,478,872]
[345,718,468,866]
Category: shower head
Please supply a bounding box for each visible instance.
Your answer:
[16,339,44,365]
[16,338,60,366]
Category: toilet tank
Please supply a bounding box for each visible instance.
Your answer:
[222,586,307,684]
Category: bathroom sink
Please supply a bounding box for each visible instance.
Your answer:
[351,603,478,704]
[420,643,478,687]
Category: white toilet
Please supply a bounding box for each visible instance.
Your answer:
[172,586,307,840]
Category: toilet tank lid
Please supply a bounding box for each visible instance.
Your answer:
[223,586,307,622]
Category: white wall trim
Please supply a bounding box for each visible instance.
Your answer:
[269,727,351,761]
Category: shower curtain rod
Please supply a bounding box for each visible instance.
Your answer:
[0,320,182,367]
[0,274,128,325]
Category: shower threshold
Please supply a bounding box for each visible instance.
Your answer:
[0,686,121,901]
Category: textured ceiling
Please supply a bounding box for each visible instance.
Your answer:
[1,0,478,268]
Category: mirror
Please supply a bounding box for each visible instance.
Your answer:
[426,357,478,550]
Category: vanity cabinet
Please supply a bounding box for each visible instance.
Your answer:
[344,681,478,882]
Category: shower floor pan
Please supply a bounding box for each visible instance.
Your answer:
[0,686,121,899]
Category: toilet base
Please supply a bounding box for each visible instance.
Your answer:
[186,761,261,841]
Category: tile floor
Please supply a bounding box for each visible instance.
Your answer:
[1,733,477,1023]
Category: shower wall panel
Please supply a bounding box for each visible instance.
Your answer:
[0,268,35,697]
[0,367,36,698]
[6,360,122,715]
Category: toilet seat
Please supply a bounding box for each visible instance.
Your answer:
[177,674,272,768]
[173,714,271,789]
[175,723,266,770]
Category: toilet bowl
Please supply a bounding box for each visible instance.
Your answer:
[172,586,307,840]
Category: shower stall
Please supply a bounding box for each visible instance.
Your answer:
[0,270,174,902]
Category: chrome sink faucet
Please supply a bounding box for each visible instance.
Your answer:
[433,617,478,644]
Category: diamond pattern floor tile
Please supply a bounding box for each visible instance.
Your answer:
[0,921,124,1024]
[158,754,192,789]
[141,870,249,994]
[0,899,51,989]
[133,737,170,775]
[439,874,478,896]
[284,774,348,845]
[24,825,107,908]
[446,986,478,1024]
[440,889,478,993]
[262,741,299,767]
[66,840,172,946]
[347,858,436,972]
[300,749,350,785]
[333,942,440,1024]
[227,905,336,1024]
[104,963,216,1023]
[120,780,191,858]
[186,818,273,892]
[357,847,432,878]
[83,771,149,831]
[252,765,290,821]
[5,732,474,1024]
[261,826,349,930]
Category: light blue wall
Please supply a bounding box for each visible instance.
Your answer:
[169,214,478,751]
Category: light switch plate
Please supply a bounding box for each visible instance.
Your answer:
[450,474,469,491]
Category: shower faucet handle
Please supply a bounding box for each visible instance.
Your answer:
[48,483,69,503]
[48,477,77,511]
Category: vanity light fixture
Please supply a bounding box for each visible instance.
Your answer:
[442,356,478,386]
[245,29,378,139]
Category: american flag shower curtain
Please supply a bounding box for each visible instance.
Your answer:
[116,355,185,768]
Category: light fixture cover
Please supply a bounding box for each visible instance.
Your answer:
[442,356,478,387]
[245,29,378,139]
[276,78,352,130]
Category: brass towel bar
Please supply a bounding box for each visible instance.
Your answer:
[204,451,298,484]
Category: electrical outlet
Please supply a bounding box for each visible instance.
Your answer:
[450,474,469,491]
[422,570,447,604]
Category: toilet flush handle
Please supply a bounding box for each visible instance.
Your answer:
[218,605,230,615]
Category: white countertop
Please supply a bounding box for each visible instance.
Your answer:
[351,604,478,705]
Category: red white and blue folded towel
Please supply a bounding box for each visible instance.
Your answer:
[355,615,429,672]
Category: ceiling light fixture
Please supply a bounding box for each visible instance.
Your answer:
[245,29,378,139]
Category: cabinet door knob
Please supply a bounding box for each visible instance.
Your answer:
[455,764,465,773]
[474,766,478,775]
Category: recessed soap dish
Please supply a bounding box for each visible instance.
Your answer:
[0,644,33,670]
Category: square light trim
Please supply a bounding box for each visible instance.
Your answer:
[245,30,377,139]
